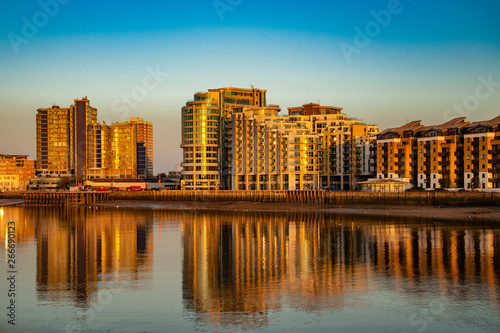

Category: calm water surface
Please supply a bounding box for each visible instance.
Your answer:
[0,206,499,333]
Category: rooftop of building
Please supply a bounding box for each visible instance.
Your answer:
[465,115,500,131]
[0,154,30,159]
[418,117,469,135]
[376,120,423,137]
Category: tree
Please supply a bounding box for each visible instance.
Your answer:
[57,177,71,189]
[470,177,480,190]
[438,177,451,189]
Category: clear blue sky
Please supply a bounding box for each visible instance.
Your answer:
[1,0,499,173]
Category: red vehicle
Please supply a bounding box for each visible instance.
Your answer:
[129,186,142,191]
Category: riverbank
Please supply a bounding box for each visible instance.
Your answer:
[93,200,500,222]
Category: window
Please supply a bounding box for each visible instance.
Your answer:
[467,156,470,160]
[482,154,485,159]
[482,174,486,178]
[420,175,423,179]
[433,174,436,179]
[467,174,470,178]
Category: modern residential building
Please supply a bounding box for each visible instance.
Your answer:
[229,105,323,190]
[227,103,378,190]
[36,98,153,180]
[377,116,500,190]
[130,117,154,178]
[463,116,500,189]
[376,121,425,184]
[86,122,112,178]
[308,104,378,190]
[416,118,469,189]
[180,88,379,190]
[36,104,72,176]
[0,154,35,191]
[109,120,138,178]
[36,97,97,177]
[181,87,266,190]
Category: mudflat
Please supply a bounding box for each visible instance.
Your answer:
[93,200,500,222]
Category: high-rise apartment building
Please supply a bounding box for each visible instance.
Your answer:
[72,97,97,177]
[180,88,379,190]
[36,105,72,176]
[230,105,323,190]
[87,122,112,178]
[377,116,500,190]
[36,97,96,177]
[110,120,138,178]
[36,98,153,179]
[181,87,266,190]
[130,117,154,178]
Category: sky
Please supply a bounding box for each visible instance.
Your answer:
[0,0,499,174]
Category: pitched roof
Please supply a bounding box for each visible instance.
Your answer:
[377,120,422,138]
[418,117,468,135]
[466,115,500,131]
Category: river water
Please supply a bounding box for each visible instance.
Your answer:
[0,206,499,332]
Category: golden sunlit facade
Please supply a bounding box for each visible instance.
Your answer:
[463,116,500,189]
[416,118,469,189]
[0,154,34,191]
[228,103,378,190]
[36,97,97,177]
[109,120,138,178]
[315,115,378,190]
[181,87,267,190]
[36,105,72,176]
[86,122,112,178]
[181,93,379,191]
[36,98,153,180]
[377,121,425,184]
[377,116,500,190]
[131,117,154,178]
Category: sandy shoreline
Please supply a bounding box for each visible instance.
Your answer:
[92,200,500,222]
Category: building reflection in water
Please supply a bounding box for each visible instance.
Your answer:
[181,211,500,330]
[24,207,154,307]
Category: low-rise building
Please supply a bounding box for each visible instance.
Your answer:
[376,116,500,190]
[0,154,35,191]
